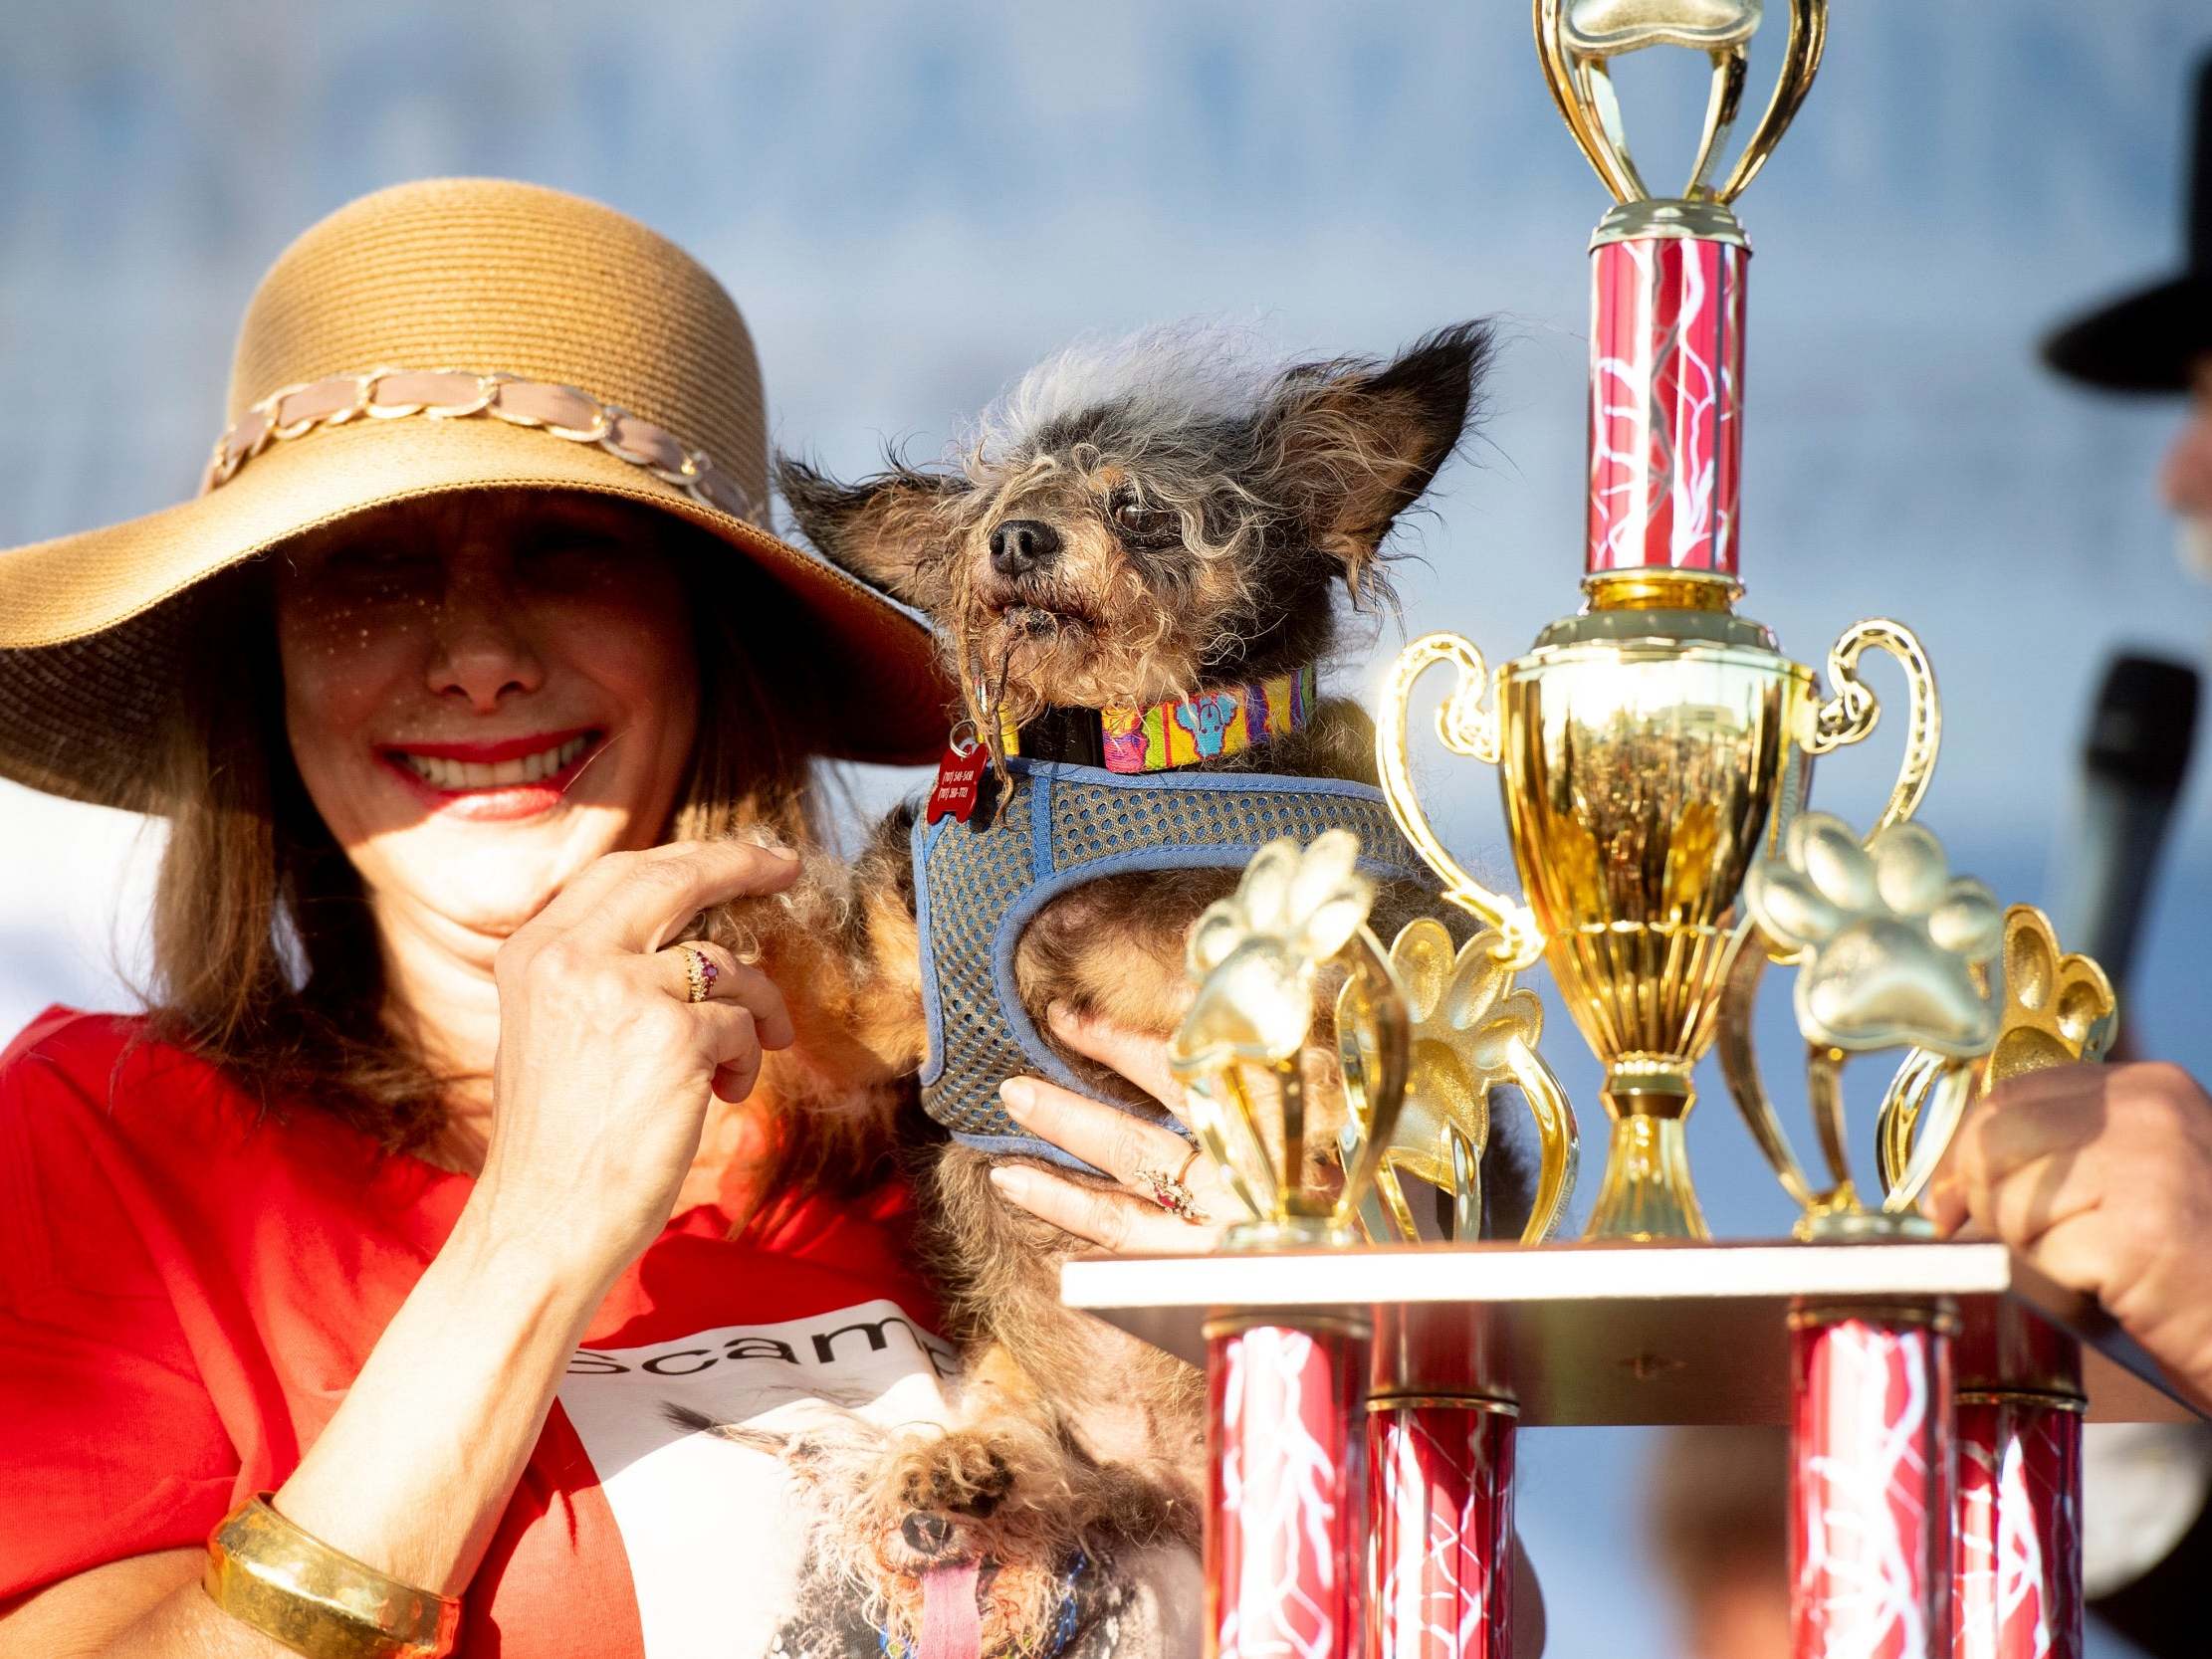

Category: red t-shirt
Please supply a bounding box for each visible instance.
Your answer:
[0,1007,968,1655]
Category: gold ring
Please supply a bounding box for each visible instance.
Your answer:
[1133,1160,1210,1225]
[672,941,719,1004]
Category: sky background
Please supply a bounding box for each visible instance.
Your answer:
[4,2,2209,1653]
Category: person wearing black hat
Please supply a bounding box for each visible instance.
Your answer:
[1927,51,2212,1659]
[2045,52,2212,576]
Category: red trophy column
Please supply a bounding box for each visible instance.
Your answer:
[1587,234,1747,578]
[1790,1306,1957,1659]
[1367,1394,1517,1659]
[1208,1317,1369,1659]
[1952,1387,2085,1659]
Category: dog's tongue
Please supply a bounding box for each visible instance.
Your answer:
[919,1560,983,1659]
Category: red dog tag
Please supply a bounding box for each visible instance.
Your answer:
[925,738,992,824]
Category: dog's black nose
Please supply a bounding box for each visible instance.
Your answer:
[901,1512,957,1555]
[989,518,1061,577]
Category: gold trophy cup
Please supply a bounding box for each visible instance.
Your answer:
[1380,618,1936,1240]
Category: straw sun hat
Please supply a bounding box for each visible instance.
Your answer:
[0,177,952,810]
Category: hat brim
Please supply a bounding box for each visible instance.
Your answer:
[0,417,953,810]
[2041,274,2212,392]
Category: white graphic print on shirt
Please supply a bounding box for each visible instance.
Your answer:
[556,1299,960,1659]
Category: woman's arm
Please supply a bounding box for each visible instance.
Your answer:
[0,841,799,1659]
[4,1219,603,1658]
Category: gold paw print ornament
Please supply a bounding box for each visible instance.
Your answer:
[1337,920,1579,1244]
[1171,830,1412,1250]
[1723,811,2004,1237]
[1743,815,2002,1056]
[1875,904,2120,1202]
[1983,905,2117,1090]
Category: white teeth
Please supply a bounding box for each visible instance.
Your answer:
[396,735,592,791]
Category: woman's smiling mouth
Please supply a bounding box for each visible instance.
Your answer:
[379,728,604,820]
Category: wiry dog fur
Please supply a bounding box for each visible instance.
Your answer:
[665,1345,1182,1658]
[716,320,1520,1646]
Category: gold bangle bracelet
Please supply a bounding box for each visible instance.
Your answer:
[202,1495,461,1659]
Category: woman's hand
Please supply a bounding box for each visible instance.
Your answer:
[476,839,799,1285]
[1925,1060,2212,1413]
[987,1005,1237,1253]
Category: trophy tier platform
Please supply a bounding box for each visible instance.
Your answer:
[1064,1240,2197,1426]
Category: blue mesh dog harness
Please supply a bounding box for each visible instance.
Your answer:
[912,756,1432,1173]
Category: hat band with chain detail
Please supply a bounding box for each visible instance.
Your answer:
[201,367,761,522]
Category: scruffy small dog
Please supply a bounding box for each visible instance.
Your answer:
[666,1382,1186,1659]
[718,320,1508,1646]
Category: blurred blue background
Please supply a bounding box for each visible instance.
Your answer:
[4,2,2209,1652]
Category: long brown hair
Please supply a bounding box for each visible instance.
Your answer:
[135,490,838,1168]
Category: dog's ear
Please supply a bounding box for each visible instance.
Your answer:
[774,454,971,609]
[1261,320,1494,594]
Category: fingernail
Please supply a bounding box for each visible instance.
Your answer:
[1045,1001,1077,1032]
[1921,1184,1961,1236]
[764,843,799,862]
[990,1165,1030,1199]
[1000,1076,1036,1118]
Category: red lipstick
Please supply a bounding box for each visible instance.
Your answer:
[377,727,603,822]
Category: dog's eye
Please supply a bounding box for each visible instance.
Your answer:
[1110,496,1180,546]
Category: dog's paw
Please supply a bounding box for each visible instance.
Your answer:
[875,1431,1021,1567]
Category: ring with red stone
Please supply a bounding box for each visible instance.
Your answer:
[1133,1156,1209,1225]
[672,940,719,1004]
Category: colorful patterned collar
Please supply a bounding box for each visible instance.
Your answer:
[1001,665,1319,774]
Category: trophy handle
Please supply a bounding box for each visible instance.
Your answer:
[1505,1037,1580,1243]
[1535,0,1827,206]
[1336,1052,1566,1247]
[1714,0,1827,203]
[1874,947,1995,1205]
[1343,1138,1402,1242]
[1534,0,1639,201]
[1338,916,1576,1245]
[1727,942,1985,1227]
[1715,934,1823,1210]
[1802,618,1940,835]
[1378,634,1546,969]
[1446,1121,1483,1244]
[1342,1042,1575,1247]
[1876,1048,1981,1215]
[1182,1064,1284,1227]
[1330,925,1414,1235]
[1878,906,2120,1209]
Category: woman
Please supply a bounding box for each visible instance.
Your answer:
[0,178,1213,1659]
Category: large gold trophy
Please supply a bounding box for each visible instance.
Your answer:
[1070,14,2172,1659]
[1378,0,1940,1240]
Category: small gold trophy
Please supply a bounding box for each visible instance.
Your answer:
[1168,832,1582,1248]
[1335,919,1580,1245]
[1377,0,1957,1240]
[1168,830,1414,1249]
[1723,814,2119,1235]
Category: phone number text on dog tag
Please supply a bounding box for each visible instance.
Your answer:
[925,740,992,824]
